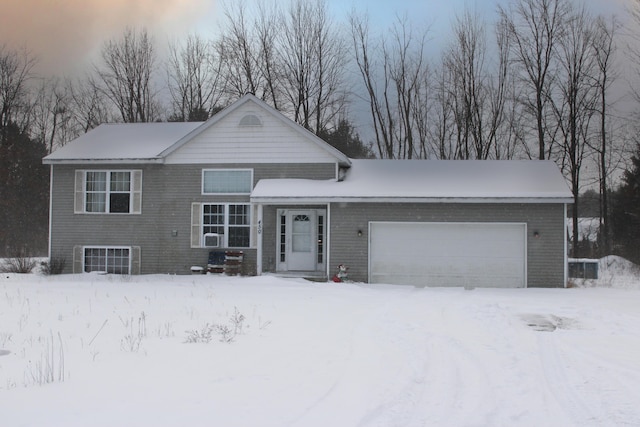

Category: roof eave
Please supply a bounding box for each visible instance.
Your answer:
[42,157,164,165]
[250,196,575,204]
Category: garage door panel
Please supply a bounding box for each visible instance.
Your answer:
[369,222,526,288]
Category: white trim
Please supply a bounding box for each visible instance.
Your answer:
[201,168,254,195]
[564,203,568,287]
[251,196,574,204]
[47,165,53,258]
[275,208,327,273]
[77,169,142,214]
[43,158,163,165]
[199,203,253,249]
[257,204,263,275]
[82,245,133,274]
[326,203,331,280]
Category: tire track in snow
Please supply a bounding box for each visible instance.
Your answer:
[538,332,640,426]
[356,295,505,427]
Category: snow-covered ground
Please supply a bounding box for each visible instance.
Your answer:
[1,257,640,427]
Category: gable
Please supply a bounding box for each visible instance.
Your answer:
[164,95,350,165]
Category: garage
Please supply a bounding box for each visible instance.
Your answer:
[369,222,527,288]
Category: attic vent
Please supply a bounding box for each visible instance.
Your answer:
[239,114,262,127]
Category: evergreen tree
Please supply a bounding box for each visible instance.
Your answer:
[0,123,49,256]
[318,119,375,159]
[611,142,640,263]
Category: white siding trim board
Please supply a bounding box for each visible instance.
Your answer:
[251,196,574,205]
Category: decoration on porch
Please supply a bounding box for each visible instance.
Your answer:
[332,264,349,282]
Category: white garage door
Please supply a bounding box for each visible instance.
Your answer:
[369,222,526,288]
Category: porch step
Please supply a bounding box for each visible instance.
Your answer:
[270,271,328,282]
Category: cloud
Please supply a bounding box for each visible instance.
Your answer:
[0,0,215,75]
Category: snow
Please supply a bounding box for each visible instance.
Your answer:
[43,122,202,163]
[251,159,574,202]
[1,260,640,426]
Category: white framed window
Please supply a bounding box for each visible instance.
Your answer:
[75,170,142,214]
[83,246,131,274]
[202,169,253,195]
[191,203,252,248]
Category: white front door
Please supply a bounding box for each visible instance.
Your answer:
[287,210,317,271]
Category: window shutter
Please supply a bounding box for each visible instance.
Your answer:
[131,246,141,274]
[73,245,83,273]
[191,203,202,248]
[74,170,84,214]
[132,170,143,214]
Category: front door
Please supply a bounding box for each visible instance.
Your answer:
[287,210,317,271]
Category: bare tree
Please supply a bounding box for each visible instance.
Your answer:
[431,62,456,159]
[589,15,620,255]
[67,75,112,134]
[95,28,158,123]
[436,9,516,160]
[278,0,348,134]
[552,6,598,256]
[167,34,224,121]
[0,45,36,134]
[32,77,73,153]
[499,0,569,160]
[217,2,263,99]
[350,13,430,158]
[255,1,282,109]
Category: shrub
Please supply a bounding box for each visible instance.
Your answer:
[40,256,67,275]
[0,255,37,273]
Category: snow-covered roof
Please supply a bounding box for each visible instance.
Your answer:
[43,95,351,167]
[251,159,574,203]
[43,122,203,164]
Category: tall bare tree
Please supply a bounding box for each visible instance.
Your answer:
[590,15,620,255]
[95,28,158,123]
[350,13,430,158]
[67,75,112,134]
[167,34,224,121]
[279,0,347,134]
[499,0,569,160]
[32,77,73,153]
[552,6,598,255]
[217,2,263,99]
[0,45,36,134]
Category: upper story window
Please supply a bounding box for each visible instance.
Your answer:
[202,169,253,195]
[75,170,142,214]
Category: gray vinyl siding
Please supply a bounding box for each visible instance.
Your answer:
[329,202,567,288]
[50,163,336,274]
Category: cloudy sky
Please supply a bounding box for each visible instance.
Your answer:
[0,0,632,77]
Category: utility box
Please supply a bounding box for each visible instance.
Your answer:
[568,258,599,279]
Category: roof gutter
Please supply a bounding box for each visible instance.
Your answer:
[250,196,575,204]
[42,157,165,165]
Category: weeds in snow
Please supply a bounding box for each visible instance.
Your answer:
[24,331,65,387]
[184,307,247,344]
[120,312,147,352]
[0,331,12,347]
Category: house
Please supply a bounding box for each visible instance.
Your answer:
[43,94,573,288]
